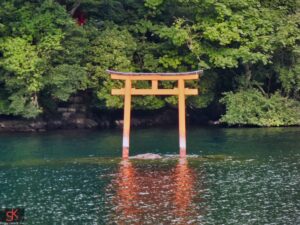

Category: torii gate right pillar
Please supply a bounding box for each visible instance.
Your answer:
[178,79,186,157]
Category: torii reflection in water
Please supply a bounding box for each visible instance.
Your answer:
[108,159,205,225]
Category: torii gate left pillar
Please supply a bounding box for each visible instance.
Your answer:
[108,70,202,159]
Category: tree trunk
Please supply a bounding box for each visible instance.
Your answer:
[69,0,81,16]
[244,63,252,88]
[32,92,39,108]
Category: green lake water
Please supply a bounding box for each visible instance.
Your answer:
[0,127,299,224]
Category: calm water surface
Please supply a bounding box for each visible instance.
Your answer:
[0,127,299,224]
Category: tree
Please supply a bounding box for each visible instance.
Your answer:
[220,89,300,126]
[0,0,298,126]
[0,0,88,117]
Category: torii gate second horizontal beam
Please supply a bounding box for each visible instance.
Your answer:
[112,88,198,95]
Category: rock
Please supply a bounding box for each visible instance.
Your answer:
[68,107,77,113]
[114,109,177,128]
[99,120,110,128]
[115,120,124,128]
[85,119,98,128]
[29,121,46,129]
[78,106,86,113]
[69,96,83,103]
[208,120,221,125]
[130,153,162,159]
[47,120,63,129]
[62,112,72,119]
[0,120,46,132]
[57,107,68,112]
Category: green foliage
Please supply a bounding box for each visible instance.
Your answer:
[0,37,44,93]
[0,89,11,115]
[8,92,42,118]
[46,64,88,101]
[188,71,217,108]
[87,26,137,108]
[220,90,300,127]
[145,0,164,10]
[0,0,298,126]
[0,0,86,117]
[275,45,300,98]
[0,37,44,117]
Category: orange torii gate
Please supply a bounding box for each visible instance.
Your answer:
[108,70,202,159]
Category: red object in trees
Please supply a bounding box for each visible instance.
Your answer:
[74,10,86,26]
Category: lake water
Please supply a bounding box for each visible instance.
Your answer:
[0,127,299,224]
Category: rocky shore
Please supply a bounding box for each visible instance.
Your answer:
[0,111,178,132]
[0,96,221,132]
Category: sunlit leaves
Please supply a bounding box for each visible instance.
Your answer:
[87,26,136,108]
[220,89,300,126]
[145,0,164,10]
[0,37,43,93]
[46,64,88,101]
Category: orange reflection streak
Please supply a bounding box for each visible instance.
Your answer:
[111,159,201,224]
[173,158,198,224]
[113,160,140,222]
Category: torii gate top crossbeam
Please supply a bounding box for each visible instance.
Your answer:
[107,70,203,76]
[107,70,203,81]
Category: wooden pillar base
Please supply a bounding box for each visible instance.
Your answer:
[122,147,129,159]
[180,147,186,158]
[179,136,186,158]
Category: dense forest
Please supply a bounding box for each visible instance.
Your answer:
[0,0,299,127]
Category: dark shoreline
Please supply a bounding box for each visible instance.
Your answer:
[0,116,298,132]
